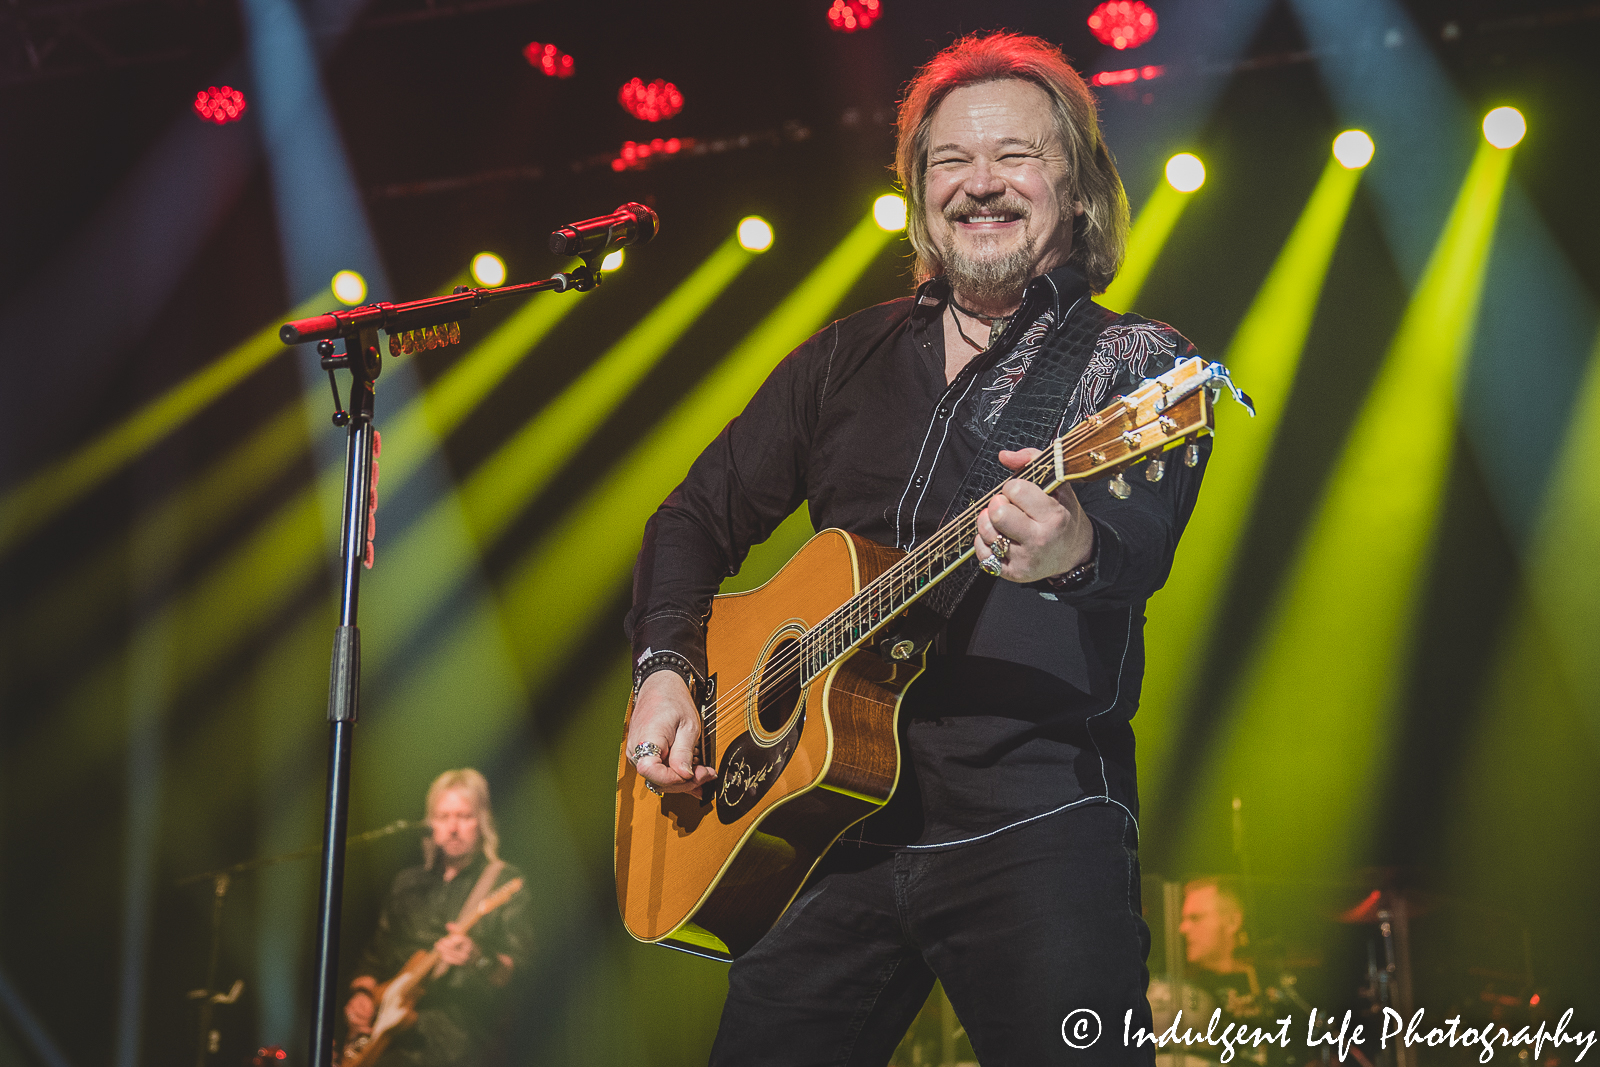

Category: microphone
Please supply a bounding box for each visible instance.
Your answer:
[549,202,659,257]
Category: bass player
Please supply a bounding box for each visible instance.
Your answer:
[623,31,1214,1066]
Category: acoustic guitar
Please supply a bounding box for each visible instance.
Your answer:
[339,875,524,1067]
[615,356,1242,960]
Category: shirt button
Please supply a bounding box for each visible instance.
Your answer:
[914,475,925,487]
[937,407,949,418]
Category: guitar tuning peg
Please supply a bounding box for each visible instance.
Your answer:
[1145,459,1166,483]
[1184,443,1200,468]
[1109,472,1132,499]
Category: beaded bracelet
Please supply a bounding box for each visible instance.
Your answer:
[633,650,701,701]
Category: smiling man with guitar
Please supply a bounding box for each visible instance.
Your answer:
[342,769,530,1067]
[621,30,1243,1067]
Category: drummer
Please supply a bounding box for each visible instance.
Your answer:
[1179,877,1270,1029]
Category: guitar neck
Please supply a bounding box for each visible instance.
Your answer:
[797,356,1229,684]
[794,446,1066,682]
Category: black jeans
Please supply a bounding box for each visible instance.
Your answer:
[709,801,1156,1067]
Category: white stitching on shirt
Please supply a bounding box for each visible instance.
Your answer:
[890,605,1140,852]
[1084,607,1136,796]
[892,796,1138,851]
[899,367,982,549]
[818,320,841,419]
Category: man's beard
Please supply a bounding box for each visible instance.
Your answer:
[938,197,1039,308]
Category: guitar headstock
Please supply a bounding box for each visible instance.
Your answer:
[1056,357,1245,490]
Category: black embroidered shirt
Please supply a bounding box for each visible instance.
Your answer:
[625,263,1210,847]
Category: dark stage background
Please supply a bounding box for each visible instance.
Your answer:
[2,0,1599,1064]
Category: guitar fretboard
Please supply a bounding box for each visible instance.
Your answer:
[796,444,1064,683]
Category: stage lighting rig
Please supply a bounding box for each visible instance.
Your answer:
[332,270,367,305]
[1165,153,1205,193]
[738,216,774,252]
[1332,130,1375,169]
[873,194,906,232]
[827,0,880,32]
[1091,65,1165,87]
[612,137,687,172]
[1482,107,1525,149]
[193,86,247,124]
[1087,1,1159,50]
[524,42,575,78]
[619,78,684,122]
[471,253,507,287]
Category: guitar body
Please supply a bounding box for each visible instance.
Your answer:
[614,355,1236,961]
[339,875,523,1067]
[615,528,922,959]
[339,949,431,1067]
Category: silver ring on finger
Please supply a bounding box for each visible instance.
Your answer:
[989,536,1011,560]
[645,780,663,796]
[979,553,1003,577]
[628,741,664,765]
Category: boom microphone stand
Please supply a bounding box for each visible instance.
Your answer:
[280,203,657,1067]
[174,820,422,1067]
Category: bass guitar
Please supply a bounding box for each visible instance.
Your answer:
[615,356,1242,959]
[339,875,524,1067]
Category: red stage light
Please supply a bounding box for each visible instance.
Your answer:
[1087,1,1159,50]
[193,86,247,125]
[523,42,575,78]
[618,78,684,122]
[827,0,880,32]
[612,136,689,171]
[1089,64,1165,87]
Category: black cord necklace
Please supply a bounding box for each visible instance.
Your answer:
[948,295,1015,351]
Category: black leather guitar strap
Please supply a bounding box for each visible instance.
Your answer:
[918,297,1120,622]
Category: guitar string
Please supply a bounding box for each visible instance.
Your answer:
[693,380,1206,736]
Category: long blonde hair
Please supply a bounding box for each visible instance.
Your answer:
[421,768,501,870]
[895,32,1130,293]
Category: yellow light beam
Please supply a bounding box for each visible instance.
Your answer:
[375,283,583,493]
[358,212,893,788]
[1100,178,1194,314]
[1440,328,1600,915]
[0,295,324,556]
[493,211,894,686]
[1179,138,1514,882]
[351,236,759,685]
[460,236,756,548]
[1519,328,1600,720]
[1138,155,1365,824]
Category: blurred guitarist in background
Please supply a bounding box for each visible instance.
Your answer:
[343,769,532,1067]
[624,30,1213,1067]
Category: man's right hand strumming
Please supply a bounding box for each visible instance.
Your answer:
[626,671,717,799]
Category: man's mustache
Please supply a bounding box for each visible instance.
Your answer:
[944,197,1031,222]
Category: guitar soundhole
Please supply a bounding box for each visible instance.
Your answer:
[756,636,803,735]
